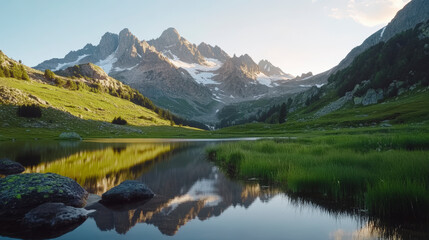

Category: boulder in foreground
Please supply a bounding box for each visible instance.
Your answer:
[0,158,25,175]
[101,180,154,204]
[0,173,88,218]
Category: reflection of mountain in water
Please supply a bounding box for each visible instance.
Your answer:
[87,145,279,236]
[24,143,181,195]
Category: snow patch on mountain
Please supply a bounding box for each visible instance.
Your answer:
[256,72,291,87]
[96,52,117,74]
[380,26,387,38]
[299,83,325,88]
[53,54,89,71]
[165,51,222,85]
[113,63,139,72]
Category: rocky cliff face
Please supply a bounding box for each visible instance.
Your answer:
[214,54,269,98]
[148,28,207,65]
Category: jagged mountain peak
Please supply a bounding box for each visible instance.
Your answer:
[230,54,258,71]
[197,42,230,62]
[97,32,119,60]
[258,59,293,79]
[148,28,206,65]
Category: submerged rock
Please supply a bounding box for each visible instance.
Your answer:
[58,132,82,140]
[101,180,154,204]
[0,173,88,218]
[22,203,89,229]
[0,158,25,175]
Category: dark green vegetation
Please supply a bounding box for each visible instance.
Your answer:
[329,21,429,97]
[17,104,42,118]
[112,116,127,125]
[208,132,429,222]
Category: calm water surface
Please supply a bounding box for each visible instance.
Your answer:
[0,139,402,240]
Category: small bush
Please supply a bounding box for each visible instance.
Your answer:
[44,69,55,80]
[54,77,66,87]
[66,80,78,90]
[112,116,127,125]
[17,104,42,118]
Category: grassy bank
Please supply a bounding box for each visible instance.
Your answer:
[207,132,429,222]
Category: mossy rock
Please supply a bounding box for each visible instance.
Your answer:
[0,173,88,218]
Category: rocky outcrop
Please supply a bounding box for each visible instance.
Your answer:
[0,158,25,175]
[22,202,89,229]
[197,42,230,62]
[361,89,384,106]
[101,180,154,204]
[0,86,49,106]
[0,173,88,218]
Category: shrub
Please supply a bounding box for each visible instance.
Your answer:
[54,77,66,87]
[44,69,55,80]
[66,80,78,90]
[17,104,42,118]
[112,116,127,125]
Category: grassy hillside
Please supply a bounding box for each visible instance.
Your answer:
[0,76,207,140]
[1,77,170,126]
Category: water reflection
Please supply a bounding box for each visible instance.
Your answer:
[23,143,178,195]
[0,140,427,240]
[83,144,279,236]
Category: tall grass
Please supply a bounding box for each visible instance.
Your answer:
[208,133,429,222]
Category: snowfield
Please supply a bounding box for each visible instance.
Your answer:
[96,51,118,74]
[54,54,89,71]
[164,51,222,85]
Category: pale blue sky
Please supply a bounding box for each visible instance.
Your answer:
[0,0,410,75]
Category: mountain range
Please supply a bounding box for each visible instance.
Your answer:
[34,27,305,124]
[33,0,429,127]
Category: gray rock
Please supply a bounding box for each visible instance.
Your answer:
[362,89,383,106]
[315,90,354,117]
[0,173,88,218]
[101,180,154,204]
[58,132,82,140]
[22,203,89,229]
[0,158,25,175]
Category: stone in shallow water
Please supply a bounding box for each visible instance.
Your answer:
[0,158,25,175]
[101,180,154,204]
[22,202,89,229]
[0,173,88,218]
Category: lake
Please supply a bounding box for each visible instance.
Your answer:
[0,139,405,240]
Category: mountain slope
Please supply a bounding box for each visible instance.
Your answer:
[0,50,212,139]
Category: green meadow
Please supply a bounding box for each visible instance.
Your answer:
[208,132,429,221]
